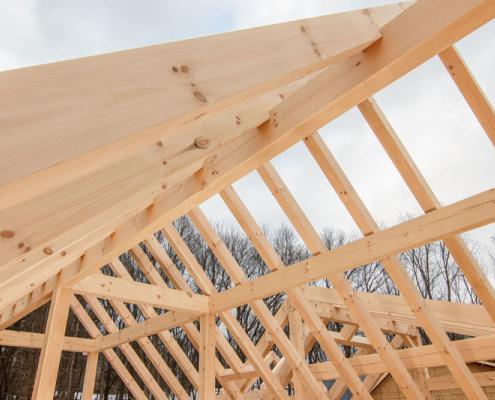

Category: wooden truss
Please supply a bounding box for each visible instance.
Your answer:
[1,0,495,398]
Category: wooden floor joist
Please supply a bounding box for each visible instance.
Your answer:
[1,1,495,398]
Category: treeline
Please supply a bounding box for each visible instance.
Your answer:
[0,216,492,399]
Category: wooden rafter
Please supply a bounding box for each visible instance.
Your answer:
[304,131,487,399]
[258,163,426,399]
[358,96,495,323]
[70,296,149,399]
[212,188,495,311]
[134,238,246,399]
[439,46,495,146]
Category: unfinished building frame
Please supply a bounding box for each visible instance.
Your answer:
[1,0,495,399]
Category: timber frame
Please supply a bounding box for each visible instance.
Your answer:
[1,1,495,399]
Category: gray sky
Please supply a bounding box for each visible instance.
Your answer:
[1,1,494,267]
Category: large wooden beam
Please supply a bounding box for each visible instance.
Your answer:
[3,1,492,328]
[66,0,493,308]
[0,329,97,352]
[96,310,199,350]
[0,0,457,322]
[0,5,391,191]
[31,287,72,399]
[72,273,209,313]
[211,188,495,311]
[0,5,403,320]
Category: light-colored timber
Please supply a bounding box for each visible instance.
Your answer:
[1,1,494,399]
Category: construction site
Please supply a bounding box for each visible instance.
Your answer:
[0,1,495,399]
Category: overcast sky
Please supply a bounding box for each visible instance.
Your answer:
[1,1,494,269]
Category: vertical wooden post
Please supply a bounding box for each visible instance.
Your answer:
[82,352,99,400]
[199,313,216,400]
[31,287,72,399]
[288,302,304,399]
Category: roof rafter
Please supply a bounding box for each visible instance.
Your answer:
[212,188,495,311]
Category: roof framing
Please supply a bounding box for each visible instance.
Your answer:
[1,0,494,399]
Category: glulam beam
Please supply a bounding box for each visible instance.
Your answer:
[4,0,480,323]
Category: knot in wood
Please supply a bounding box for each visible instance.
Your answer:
[0,230,15,238]
[193,90,207,103]
[194,137,210,149]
